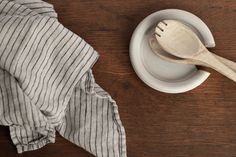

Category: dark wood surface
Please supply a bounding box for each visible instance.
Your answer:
[0,0,236,157]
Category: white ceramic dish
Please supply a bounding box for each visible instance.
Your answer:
[129,9,215,94]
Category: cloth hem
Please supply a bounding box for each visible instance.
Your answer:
[9,125,56,154]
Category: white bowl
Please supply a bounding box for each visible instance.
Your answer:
[129,9,215,94]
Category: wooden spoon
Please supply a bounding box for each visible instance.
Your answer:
[149,35,236,72]
[155,20,236,82]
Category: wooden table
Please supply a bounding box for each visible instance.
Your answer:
[0,0,236,157]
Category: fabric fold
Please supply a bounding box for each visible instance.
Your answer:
[56,70,127,157]
[0,0,127,156]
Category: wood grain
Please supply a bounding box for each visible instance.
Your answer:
[0,0,236,157]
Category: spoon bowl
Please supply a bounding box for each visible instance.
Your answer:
[155,20,203,58]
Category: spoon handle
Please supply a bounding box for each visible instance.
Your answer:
[213,54,236,72]
[195,51,236,82]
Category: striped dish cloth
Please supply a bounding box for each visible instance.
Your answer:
[0,0,127,156]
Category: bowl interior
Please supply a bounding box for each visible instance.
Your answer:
[141,24,197,82]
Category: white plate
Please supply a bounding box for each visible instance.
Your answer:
[129,9,215,94]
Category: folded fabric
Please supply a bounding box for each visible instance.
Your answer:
[0,0,127,156]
